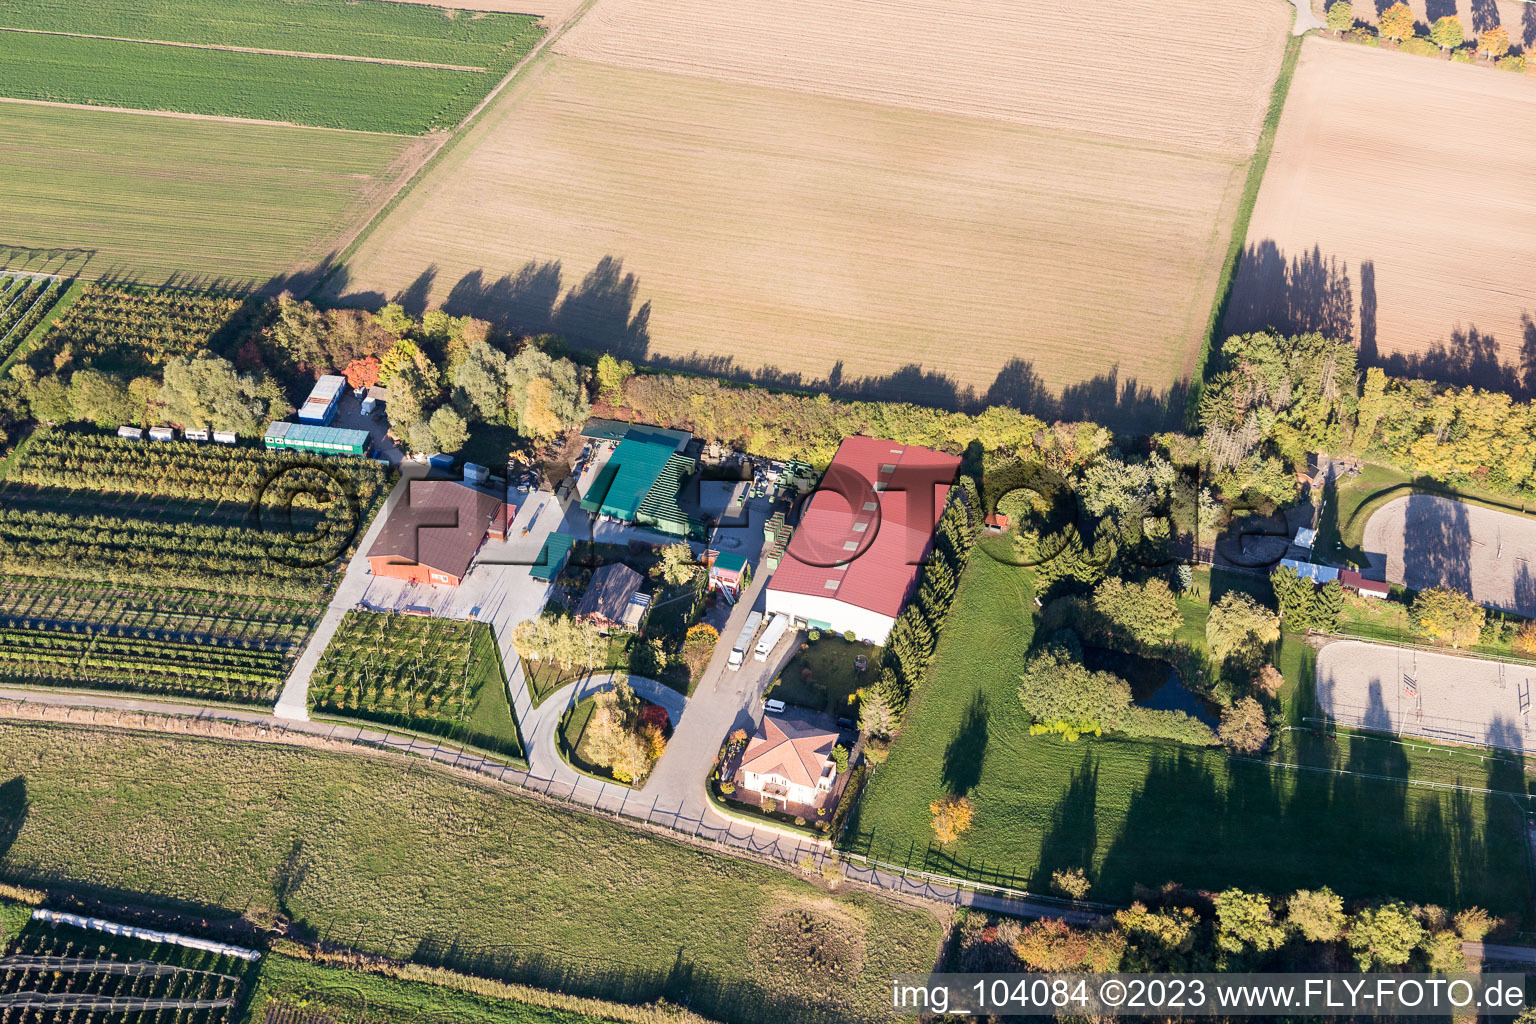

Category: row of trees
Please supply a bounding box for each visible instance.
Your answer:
[857,476,981,741]
[959,886,1499,974]
[511,611,608,669]
[1329,1,1523,67]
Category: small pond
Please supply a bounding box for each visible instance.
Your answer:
[1083,646,1221,728]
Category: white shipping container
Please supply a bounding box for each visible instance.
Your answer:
[213,430,238,444]
[148,426,175,441]
[116,426,144,440]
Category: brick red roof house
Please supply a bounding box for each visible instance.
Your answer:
[738,713,839,808]
[368,480,501,586]
[765,436,960,643]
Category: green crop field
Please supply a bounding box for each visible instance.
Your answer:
[844,554,1532,919]
[0,723,941,1024]
[0,102,428,287]
[0,0,543,69]
[0,31,485,133]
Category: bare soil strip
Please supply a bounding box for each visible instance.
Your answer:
[0,26,486,71]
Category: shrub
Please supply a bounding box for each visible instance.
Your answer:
[794,816,806,826]
[1410,586,1484,648]
[842,629,856,642]
[1051,866,1092,900]
[808,629,821,642]
[1013,918,1125,972]
[1453,907,1497,941]
[1497,54,1527,72]
[761,797,777,815]
[1254,663,1285,698]
[1112,706,1218,746]
[1450,48,1475,63]
[1399,36,1443,57]
[719,781,735,795]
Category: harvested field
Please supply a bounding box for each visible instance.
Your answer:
[0,102,431,288]
[1361,494,1536,616]
[1315,639,1536,751]
[555,0,1289,155]
[1225,37,1536,389]
[1310,0,1536,51]
[340,0,1291,420]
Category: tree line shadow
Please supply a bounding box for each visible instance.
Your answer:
[326,257,1187,434]
[1227,239,1536,395]
[1028,693,1526,917]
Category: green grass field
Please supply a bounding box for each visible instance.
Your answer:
[0,102,426,287]
[0,0,543,68]
[0,723,940,1023]
[844,555,1532,918]
[244,953,640,1024]
[0,31,485,133]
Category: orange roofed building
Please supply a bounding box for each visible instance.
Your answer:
[736,712,840,811]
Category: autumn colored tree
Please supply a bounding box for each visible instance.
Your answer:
[1409,586,1484,648]
[1288,887,1346,942]
[1326,0,1354,34]
[1430,14,1464,49]
[343,356,380,390]
[1219,697,1271,754]
[1378,2,1415,41]
[1013,919,1125,972]
[1479,25,1511,58]
[929,794,974,845]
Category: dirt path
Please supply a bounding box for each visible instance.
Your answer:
[0,27,486,71]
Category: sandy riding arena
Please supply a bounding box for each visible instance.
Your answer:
[1362,495,1536,617]
[1225,38,1536,388]
[1315,639,1536,751]
[338,0,1292,421]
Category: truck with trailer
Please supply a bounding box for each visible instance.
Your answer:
[753,613,790,663]
[727,610,763,670]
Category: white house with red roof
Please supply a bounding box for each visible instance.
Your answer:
[737,712,841,810]
[764,436,961,644]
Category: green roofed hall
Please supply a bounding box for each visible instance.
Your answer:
[264,420,371,456]
[530,532,574,581]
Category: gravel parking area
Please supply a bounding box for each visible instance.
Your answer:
[1362,495,1536,616]
[1314,639,1535,752]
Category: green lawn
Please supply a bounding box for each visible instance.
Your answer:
[844,555,1533,918]
[0,102,426,288]
[767,636,875,716]
[243,951,627,1024]
[0,31,485,133]
[0,0,542,69]
[0,722,940,1024]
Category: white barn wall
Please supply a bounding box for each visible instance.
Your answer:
[763,589,896,644]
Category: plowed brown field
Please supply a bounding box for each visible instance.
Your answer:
[339,0,1292,418]
[1225,38,1536,386]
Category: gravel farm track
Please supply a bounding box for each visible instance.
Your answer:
[1224,36,1536,384]
[335,0,1293,422]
